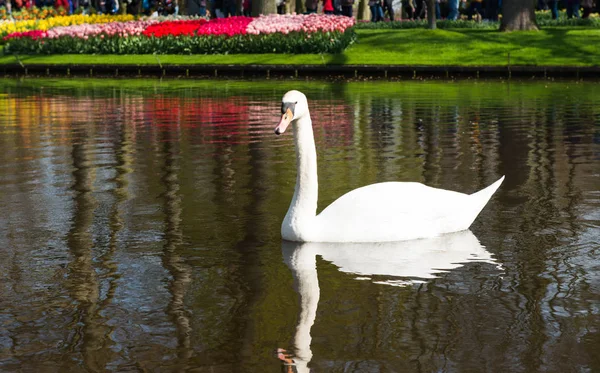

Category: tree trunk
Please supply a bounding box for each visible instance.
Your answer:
[180,0,188,14]
[500,0,539,31]
[357,0,369,21]
[426,0,436,29]
[295,0,306,14]
[252,0,277,15]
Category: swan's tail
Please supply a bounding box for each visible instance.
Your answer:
[462,175,505,229]
[470,175,505,200]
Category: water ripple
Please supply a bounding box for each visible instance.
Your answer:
[0,80,598,372]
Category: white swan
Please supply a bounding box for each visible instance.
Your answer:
[275,90,504,243]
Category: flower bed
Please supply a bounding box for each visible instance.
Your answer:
[3,14,356,55]
[195,16,253,36]
[1,6,67,21]
[46,20,159,38]
[248,14,354,34]
[142,19,207,37]
[0,14,135,39]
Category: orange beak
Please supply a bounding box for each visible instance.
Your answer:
[275,108,293,135]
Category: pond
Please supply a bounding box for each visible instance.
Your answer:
[0,78,598,372]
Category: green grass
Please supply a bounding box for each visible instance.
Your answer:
[1,28,599,67]
[347,28,600,66]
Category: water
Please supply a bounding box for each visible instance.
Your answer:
[0,79,598,372]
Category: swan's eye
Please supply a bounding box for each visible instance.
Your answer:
[281,102,296,116]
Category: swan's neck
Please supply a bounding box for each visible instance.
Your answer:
[283,114,318,240]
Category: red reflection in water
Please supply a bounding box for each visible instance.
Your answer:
[140,95,354,146]
[0,93,354,147]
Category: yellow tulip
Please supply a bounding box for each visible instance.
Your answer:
[0,14,135,37]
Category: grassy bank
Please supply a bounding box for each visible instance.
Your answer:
[1,28,599,67]
[3,77,598,101]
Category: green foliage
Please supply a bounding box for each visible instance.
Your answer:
[3,30,357,55]
[537,16,600,27]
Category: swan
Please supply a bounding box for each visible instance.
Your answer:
[275,90,504,243]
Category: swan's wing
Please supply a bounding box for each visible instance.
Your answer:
[315,182,471,242]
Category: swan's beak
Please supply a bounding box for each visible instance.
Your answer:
[275,108,293,135]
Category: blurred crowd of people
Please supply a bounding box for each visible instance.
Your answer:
[0,0,597,20]
[198,0,599,22]
[543,0,597,19]
[367,0,598,23]
[0,0,179,16]
[197,0,354,18]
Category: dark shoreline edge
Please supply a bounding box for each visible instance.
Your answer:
[2,64,600,80]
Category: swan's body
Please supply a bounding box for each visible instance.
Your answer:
[275,90,504,243]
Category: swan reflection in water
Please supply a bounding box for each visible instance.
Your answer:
[278,230,502,372]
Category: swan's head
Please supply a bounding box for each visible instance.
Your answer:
[275,90,309,135]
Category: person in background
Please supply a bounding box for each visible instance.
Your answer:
[402,0,415,18]
[55,0,70,10]
[305,0,318,13]
[414,0,426,18]
[198,0,207,15]
[110,0,119,13]
[467,0,482,20]
[323,0,334,14]
[18,0,30,8]
[341,0,354,16]
[368,0,384,20]
[277,0,285,13]
[242,0,251,15]
[188,0,207,16]
[222,0,236,16]
[0,0,11,14]
[485,0,500,20]
[126,0,139,13]
[81,0,91,12]
[11,0,23,11]
[157,0,175,15]
[212,0,223,17]
[581,0,594,17]
[333,0,342,14]
[566,0,581,17]
[547,0,558,18]
[382,0,394,20]
[447,0,459,19]
[537,0,547,9]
